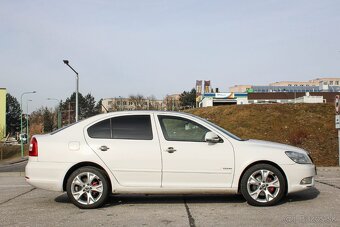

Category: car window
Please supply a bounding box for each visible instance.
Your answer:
[87,115,153,140]
[158,116,209,142]
[111,115,153,140]
[87,119,111,139]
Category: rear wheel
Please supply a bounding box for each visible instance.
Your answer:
[240,164,286,206]
[66,166,109,209]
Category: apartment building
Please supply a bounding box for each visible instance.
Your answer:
[230,77,340,92]
[102,97,166,112]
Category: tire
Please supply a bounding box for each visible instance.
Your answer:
[240,164,286,206]
[66,166,109,209]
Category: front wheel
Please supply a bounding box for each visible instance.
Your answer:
[240,164,286,206]
[66,166,109,209]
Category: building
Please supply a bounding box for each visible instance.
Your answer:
[0,88,6,139]
[229,85,252,93]
[199,91,337,107]
[164,94,181,110]
[269,78,340,87]
[247,92,338,104]
[230,77,340,93]
[198,77,340,108]
[102,97,166,112]
[199,92,248,107]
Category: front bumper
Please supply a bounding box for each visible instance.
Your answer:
[280,163,316,194]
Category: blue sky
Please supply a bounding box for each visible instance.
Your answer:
[1,0,340,111]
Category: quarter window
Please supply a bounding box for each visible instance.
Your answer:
[158,116,209,142]
[87,119,111,139]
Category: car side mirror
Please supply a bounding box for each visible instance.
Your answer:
[205,131,221,143]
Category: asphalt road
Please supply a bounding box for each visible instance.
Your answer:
[0,160,27,172]
[0,169,339,226]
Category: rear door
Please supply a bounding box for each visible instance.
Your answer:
[84,113,162,187]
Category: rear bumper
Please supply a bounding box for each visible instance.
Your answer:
[25,161,73,192]
[280,163,316,194]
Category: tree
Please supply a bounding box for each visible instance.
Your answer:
[60,92,101,123]
[179,88,196,109]
[95,98,104,113]
[6,93,21,135]
[82,93,97,118]
[29,107,45,135]
[129,94,146,110]
[43,108,54,133]
[147,95,157,110]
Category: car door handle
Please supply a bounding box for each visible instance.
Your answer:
[99,145,109,151]
[166,147,176,153]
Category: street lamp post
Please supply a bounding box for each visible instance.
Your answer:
[20,91,36,158]
[26,99,32,140]
[63,60,79,122]
[47,98,62,129]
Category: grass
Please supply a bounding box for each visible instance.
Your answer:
[188,103,338,166]
[0,144,29,162]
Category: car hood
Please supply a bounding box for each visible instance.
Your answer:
[244,139,307,154]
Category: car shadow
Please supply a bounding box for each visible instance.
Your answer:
[280,187,320,204]
[54,187,320,208]
[55,193,246,207]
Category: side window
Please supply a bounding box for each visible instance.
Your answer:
[158,116,209,142]
[112,115,153,140]
[87,119,111,139]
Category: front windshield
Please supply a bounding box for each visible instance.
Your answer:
[192,115,243,141]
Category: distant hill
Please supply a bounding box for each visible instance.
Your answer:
[188,103,338,166]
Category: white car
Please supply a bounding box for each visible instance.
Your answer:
[26,111,316,209]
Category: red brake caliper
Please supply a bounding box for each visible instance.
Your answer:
[267,177,275,193]
[91,181,98,196]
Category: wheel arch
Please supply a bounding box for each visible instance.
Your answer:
[62,162,112,191]
[237,160,288,194]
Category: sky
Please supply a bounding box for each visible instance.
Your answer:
[1,0,340,112]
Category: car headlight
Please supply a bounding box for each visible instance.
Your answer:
[285,151,312,164]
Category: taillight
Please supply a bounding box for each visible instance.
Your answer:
[29,137,38,157]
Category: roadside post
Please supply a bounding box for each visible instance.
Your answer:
[335,95,340,166]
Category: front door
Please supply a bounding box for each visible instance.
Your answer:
[155,114,234,188]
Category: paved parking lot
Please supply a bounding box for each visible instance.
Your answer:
[0,168,339,227]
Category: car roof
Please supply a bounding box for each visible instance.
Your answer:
[80,110,194,123]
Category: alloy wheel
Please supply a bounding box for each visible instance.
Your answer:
[246,169,280,203]
[71,172,104,205]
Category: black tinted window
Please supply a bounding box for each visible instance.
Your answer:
[112,115,153,140]
[87,119,111,139]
